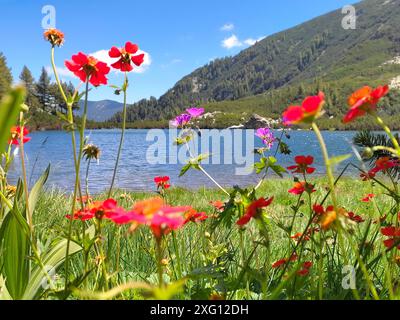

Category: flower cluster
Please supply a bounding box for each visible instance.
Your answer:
[154,176,171,190]
[255,127,275,149]
[171,107,204,128]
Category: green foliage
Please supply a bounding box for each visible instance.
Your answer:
[0,87,25,151]
[0,52,13,100]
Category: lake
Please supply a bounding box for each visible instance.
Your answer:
[8,129,363,193]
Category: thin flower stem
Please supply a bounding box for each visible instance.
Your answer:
[183,137,229,195]
[64,80,89,291]
[85,158,91,199]
[156,238,164,288]
[108,72,128,198]
[18,119,32,234]
[373,113,400,155]
[51,47,68,103]
[311,122,338,210]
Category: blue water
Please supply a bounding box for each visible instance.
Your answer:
[8,129,361,193]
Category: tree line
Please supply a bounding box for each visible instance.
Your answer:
[0,52,78,117]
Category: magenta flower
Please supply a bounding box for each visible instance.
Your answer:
[186,107,204,118]
[172,114,192,127]
[255,128,275,149]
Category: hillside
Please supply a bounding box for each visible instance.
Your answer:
[77,100,124,122]
[110,0,400,126]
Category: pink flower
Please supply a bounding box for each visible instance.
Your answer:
[186,107,204,118]
[171,114,192,127]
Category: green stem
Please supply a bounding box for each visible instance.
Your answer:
[312,122,338,209]
[156,238,164,288]
[64,80,89,291]
[373,113,400,155]
[108,72,128,198]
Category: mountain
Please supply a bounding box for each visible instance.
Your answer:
[78,100,124,122]
[110,0,400,127]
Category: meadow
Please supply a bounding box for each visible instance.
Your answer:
[29,178,395,300]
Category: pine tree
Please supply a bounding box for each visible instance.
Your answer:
[36,67,51,112]
[0,52,13,100]
[19,66,40,111]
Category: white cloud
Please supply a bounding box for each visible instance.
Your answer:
[244,36,265,46]
[45,66,74,78]
[221,34,243,49]
[220,23,234,31]
[91,49,152,74]
[221,34,266,49]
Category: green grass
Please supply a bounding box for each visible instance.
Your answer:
[32,177,397,300]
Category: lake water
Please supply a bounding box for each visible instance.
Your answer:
[8,129,362,193]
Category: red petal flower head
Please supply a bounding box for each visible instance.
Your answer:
[154,176,171,190]
[236,197,274,226]
[287,155,316,174]
[108,42,145,72]
[282,92,325,125]
[65,52,110,87]
[381,226,400,250]
[288,182,316,195]
[9,126,31,145]
[343,85,389,123]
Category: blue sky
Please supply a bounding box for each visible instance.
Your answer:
[0,0,355,103]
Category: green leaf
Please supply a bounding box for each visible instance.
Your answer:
[28,165,50,216]
[0,87,25,151]
[1,206,30,299]
[22,238,82,300]
[152,279,186,300]
[179,163,192,177]
[0,276,13,300]
[328,154,351,167]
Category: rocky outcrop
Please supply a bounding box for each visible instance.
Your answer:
[243,114,280,129]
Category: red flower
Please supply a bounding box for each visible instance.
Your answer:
[236,197,274,226]
[66,198,123,221]
[272,258,287,269]
[272,253,298,269]
[65,52,110,87]
[210,200,225,212]
[291,232,310,242]
[282,92,325,125]
[297,261,313,276]
[381,226,400,250]
[370,157,399,175]
[108,197,191,239]
[154,176,171,190]
[312,204,326,215]
[108,42,145,72]
[9,126,31,146]
[288,182,316,195]
[347,212,365,223]
[184,209,208,224]
[287,155,316,174]
[343,85,389,123]
[361,194,375,203]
